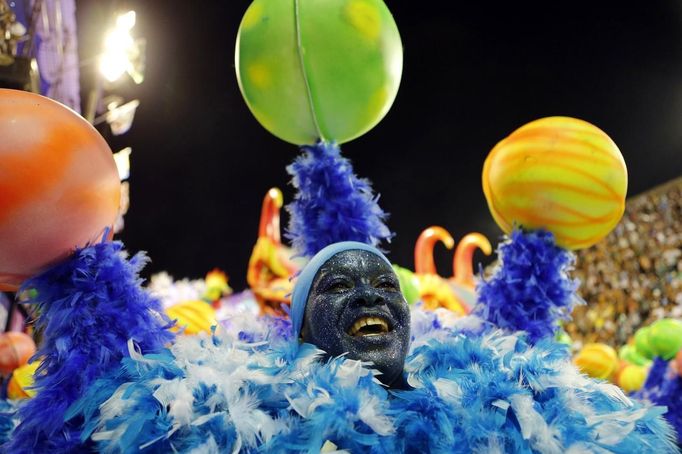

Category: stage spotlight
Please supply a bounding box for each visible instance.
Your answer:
[98,10,144,84]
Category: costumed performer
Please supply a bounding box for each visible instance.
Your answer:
[52,237,677,453]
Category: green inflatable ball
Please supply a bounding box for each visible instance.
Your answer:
[634,326,655,360]
[393,264,421,306]
[555,329,572,346]
[235,0,403,145]
[618,344,650,367]
[648,318,682,360]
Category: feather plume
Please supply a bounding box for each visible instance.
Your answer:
[286,141,392,257]
[4,240,174,453]
[473,229,582,343]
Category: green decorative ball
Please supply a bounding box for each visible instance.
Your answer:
[648,318,682,360]
[393,265,420,306]
[555,329,572,346]
[235,0,403,145]
[618,344,650,367]
[634,326,654,360]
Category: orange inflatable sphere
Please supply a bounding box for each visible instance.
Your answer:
[0,89,120,290]
[0,331,36,375]
[573,343,619,380]
[482,117,627,250]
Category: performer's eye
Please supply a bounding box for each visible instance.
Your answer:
[375,277,399,291]
[324,278,353,293]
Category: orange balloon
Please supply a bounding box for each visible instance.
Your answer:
[676,349,682,377]
[0,332,36,375]
[0,89,120,290]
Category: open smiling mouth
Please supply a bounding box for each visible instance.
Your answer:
[347,316,391,337]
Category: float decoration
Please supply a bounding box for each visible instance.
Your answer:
[616,363,648,394]
[203,269,233,305]
[413,226,458,312]
[647,318,682,361]
[451,232,492,289]
[236,0,401,258]
[573,343,619,380]
[0,331,36,376]
[165,300,218,336]
[408,226,492,316]
[619,344,651,367]
[0,89,121,291]
[161,269,230,336]
[7,361,40,400]
[235,0,402,146]
[411,227,491,315]
[247,188,302,314]
[482,116,628,251]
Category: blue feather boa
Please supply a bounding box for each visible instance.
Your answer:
[636,358,682,442]
[5,241,175,453]
[65,310,677,453]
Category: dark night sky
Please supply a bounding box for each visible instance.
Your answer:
[77,1,682,288]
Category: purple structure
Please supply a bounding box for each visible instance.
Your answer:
[35,0,81,112]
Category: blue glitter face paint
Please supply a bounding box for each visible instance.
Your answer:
[301,249,411,388]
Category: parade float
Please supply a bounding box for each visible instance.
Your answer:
[0,0,679,452]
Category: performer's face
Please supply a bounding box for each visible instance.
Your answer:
[301,250,411,388]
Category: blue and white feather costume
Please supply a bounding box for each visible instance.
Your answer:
[58,231,676,453]
[0,157,678,453]
[67,309,676,453]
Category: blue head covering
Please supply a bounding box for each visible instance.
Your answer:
[290,241,392,339]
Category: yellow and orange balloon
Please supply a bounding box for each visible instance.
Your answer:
[482,117,627,250]
[614,363,648,394]
[0,89,121,291]
[573,343,619,380]
[7,360,40,399]
[166,300,218,336]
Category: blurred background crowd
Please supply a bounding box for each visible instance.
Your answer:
[566,177,682,348]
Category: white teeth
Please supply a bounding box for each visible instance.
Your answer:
[347,316,389,337]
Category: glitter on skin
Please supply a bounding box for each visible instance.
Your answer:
[301,250,411,388]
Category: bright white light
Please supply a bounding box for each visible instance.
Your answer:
[116,11,136,31]
[98,10,138,83]
[99,49,128,82]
